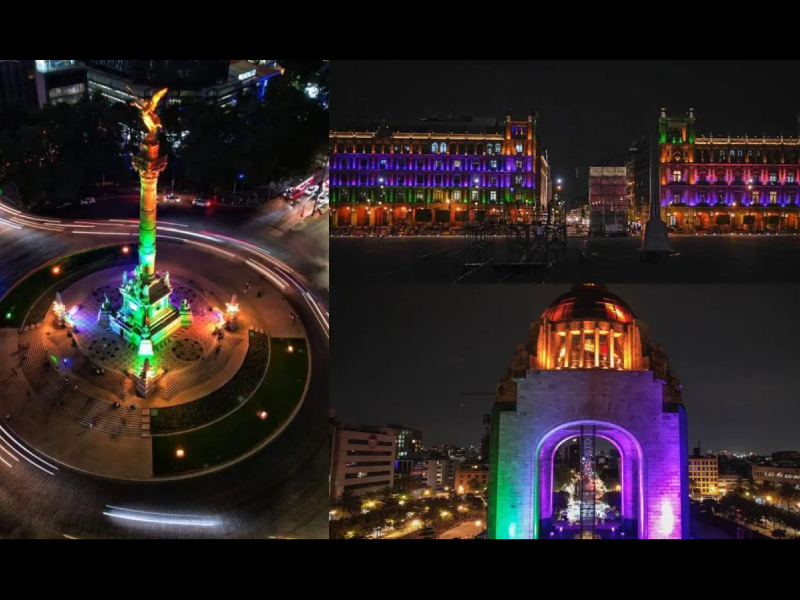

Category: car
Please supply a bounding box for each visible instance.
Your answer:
[80,197,96,206]
[306,185,321,195]
[317,191,329,207]
[193,198,210,208]
[163,194,181,203]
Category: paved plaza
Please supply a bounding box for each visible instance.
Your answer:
[330,234,800,283]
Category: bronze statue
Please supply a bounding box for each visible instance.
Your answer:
[130,87,168,138]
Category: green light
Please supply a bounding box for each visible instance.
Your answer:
[5,312,11,319]
[138,339,154,357]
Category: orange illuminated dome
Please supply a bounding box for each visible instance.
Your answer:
[544,284,634,324]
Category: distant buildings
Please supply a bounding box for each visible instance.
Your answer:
[717,473,741,497]
[752,465,800,486]
[626,136,652,226]
[19,60,282,109]
[0,60,37,109]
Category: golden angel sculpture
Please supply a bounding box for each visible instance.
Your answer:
[130,88,168,138]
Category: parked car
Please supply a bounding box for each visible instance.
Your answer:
[317,191,329,207]
[80,197,96,206]
[163,194,181,203]
[306,185,321,195]
[192,198,211,208]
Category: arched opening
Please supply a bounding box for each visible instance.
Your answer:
[535,421,646,540]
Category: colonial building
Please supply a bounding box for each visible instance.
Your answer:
[660,109,800,232]
[329,115,539,229]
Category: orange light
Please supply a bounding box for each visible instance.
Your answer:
[51,266,62,276]
[122,246,130,254]
[288,345,295,354]
[258,411,269,421]
[176,449,186,459]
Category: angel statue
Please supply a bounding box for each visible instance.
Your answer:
[130,87,168,138]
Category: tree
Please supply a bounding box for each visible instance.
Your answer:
[332,489,360,519]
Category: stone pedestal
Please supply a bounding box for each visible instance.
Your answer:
[132,359,163,398]
[641,218,671,254]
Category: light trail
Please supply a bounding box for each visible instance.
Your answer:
[160,227,221,242]
[0,425,58,476]
[104,506,220,528]
[245,260,287,291]
[72,231,134,237]
[184,239,235,258]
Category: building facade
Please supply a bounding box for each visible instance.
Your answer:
[329,115,539,229]
[455,463,490,493]
[489,284,689,540]
[752,465,800,486]
[421,459,461,492]
[589,167,628,236]
[384,425,422,459]
[330,426,397,499]
[660,109,800,232]
[718,473,741,497]
[688,456,719,500]
[626,136,651,226]
[34,60,86,107]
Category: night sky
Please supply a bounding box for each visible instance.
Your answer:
[331,284,800,455]
[331,60,800,196]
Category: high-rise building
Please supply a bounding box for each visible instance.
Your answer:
[329,114,540,229]
[330,425,397,499]
[83,60,280,107]
[33,60,87,107]
[659,108,800,232]
[384,425,422,458]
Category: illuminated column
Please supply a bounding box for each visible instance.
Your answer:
[132,138,167,281]
[594,328,600,368]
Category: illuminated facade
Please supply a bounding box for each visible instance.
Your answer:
[329,115,539,228]
[688,456,719,500]
[660,109,800,232]
[33,59,86,107]
[489,284,689,540]
[752,465,800,485]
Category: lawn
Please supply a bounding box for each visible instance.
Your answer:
[152,337,309,477]
[0,245,132,328]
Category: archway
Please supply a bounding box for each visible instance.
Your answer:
[535,420,645,540]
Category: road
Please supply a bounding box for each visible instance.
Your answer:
[329,233,800,284]
[0,197,330,539]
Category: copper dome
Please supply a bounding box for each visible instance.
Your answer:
[544,284,634,324]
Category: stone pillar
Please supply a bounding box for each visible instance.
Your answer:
[132,137,167,282]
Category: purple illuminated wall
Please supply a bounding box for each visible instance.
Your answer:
[489,370,689,540]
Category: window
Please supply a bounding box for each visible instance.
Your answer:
[788,172,796,184]
[380,159,387,169]
[490,160,498,170]
[770,172,778,184]
[487,145,493,156]
[416,190,425,201]
[516,143,524,154]
[515,175,524,185]
[495,143,502,154]
[453,160,462,170]
[770,191,778,204]
[432,143,439,154]
[752,191,760,202]
[435,160,442,170]
[516,160,523,171]
[490,191,498,201]
[471,190,479,201]
[698,192,707,204]
[453,191,461,201]
[673,170,682,183]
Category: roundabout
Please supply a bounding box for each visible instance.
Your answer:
[0,90,329,539]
